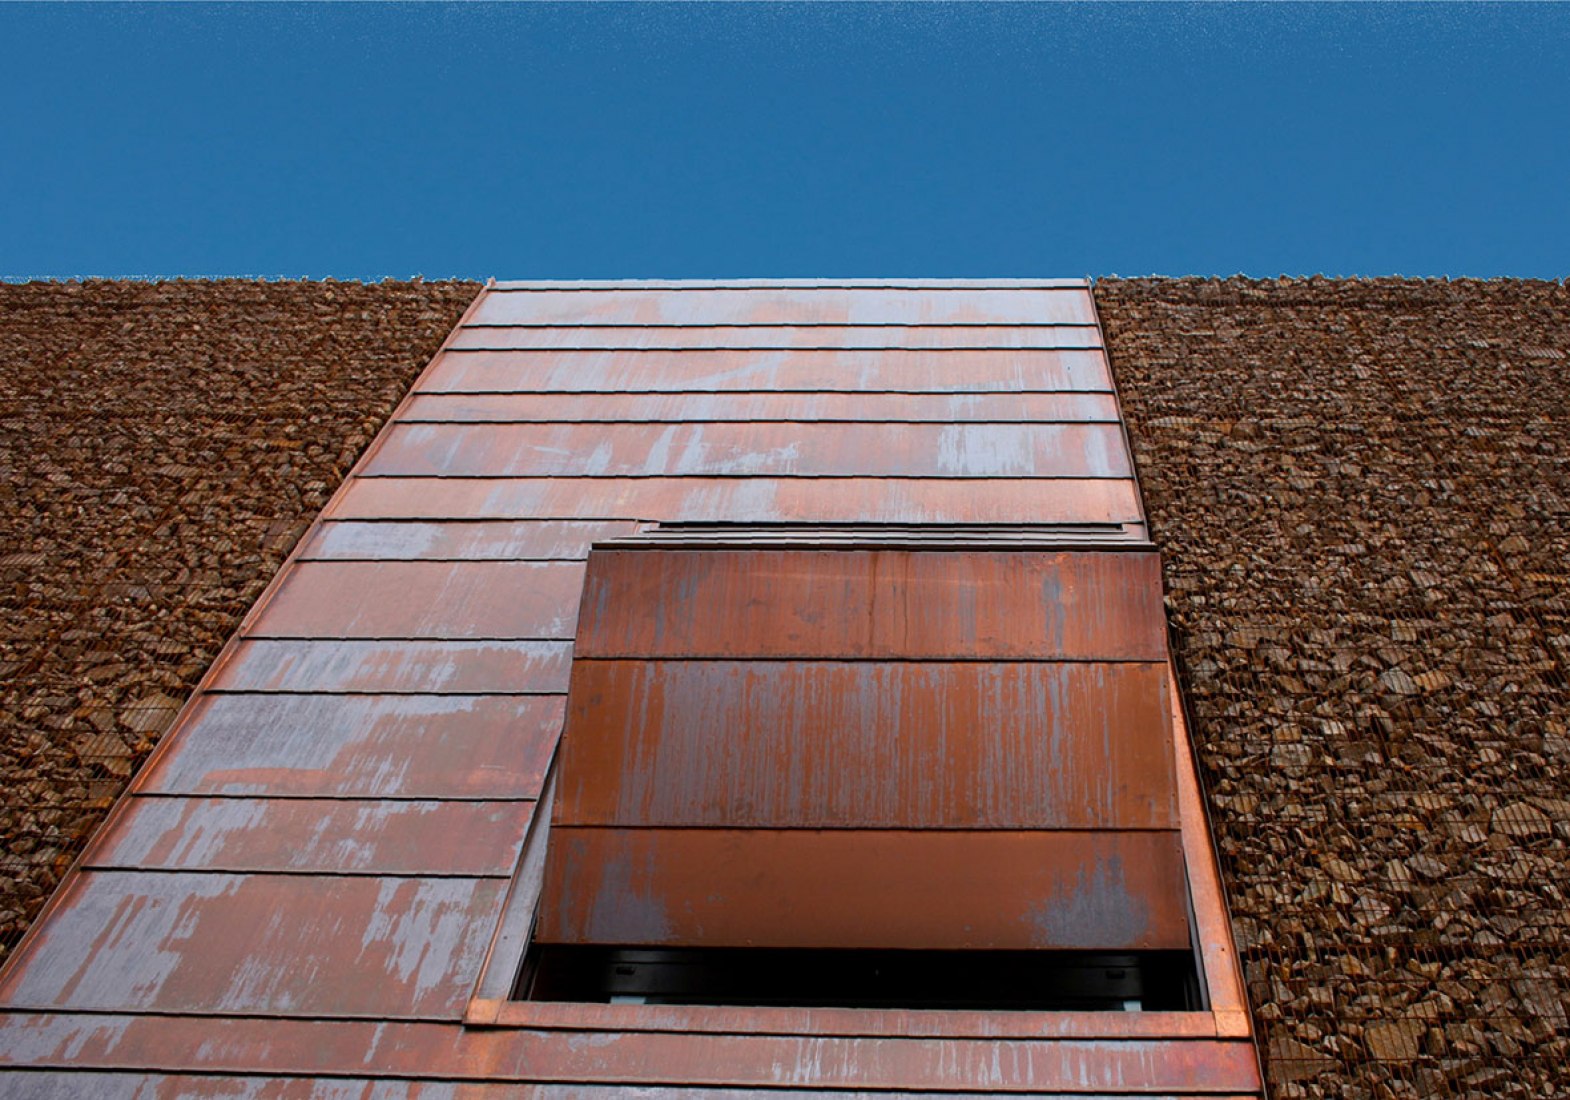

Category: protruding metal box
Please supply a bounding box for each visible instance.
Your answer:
[537,545,1188,952]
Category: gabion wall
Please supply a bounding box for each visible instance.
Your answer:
[1099,276,1570,1099]
[2,276,1566,1098]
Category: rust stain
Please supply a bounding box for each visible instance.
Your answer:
[536,828,1189,951]
[575,549,1167,660]
[555,660,1178,830]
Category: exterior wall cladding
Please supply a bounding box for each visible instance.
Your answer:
[0,276,1565,1098]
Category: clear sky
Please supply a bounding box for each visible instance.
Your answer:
[3,2,1566,280]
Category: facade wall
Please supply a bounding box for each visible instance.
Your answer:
[1101,276,1570,1098]
[0,280,1263,1096]
[0,276,1566,1096]
[0,280,480,962]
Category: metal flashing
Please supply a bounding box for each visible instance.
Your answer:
[490,278,1092,290]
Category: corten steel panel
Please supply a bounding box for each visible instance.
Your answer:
[576,550,1166,660]
[492,1001,1223,1039]
[470,287,1097,326]
[89,799,531,876]
[0,281,1254,1096]
[492,277,1091,286]
[534,829,1189,951]
[252,561,585,639]
[212,639,572,694]
[0,1076,462,1098]
[300,520,641,561]
[331,477,1145,527]
[364,423,1131,480]
[447,325,1103,351]
[0,1075,1267,1099]
[617,523,1146,550]
[1165,665,1252,1028]
[424,348,1113,394]
[138,694,562,799]
[556,661,1178,830]
[0,873,505,1017]
[399,391,1124,424]
[0,1018,1264,1094]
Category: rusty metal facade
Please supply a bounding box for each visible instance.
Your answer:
[554,659,1180,829]
[538,828,1193,951]
[574,548,1169,659]
[0,280,1260,1096]
[539,546,1189,953]
[423,346,1112,392]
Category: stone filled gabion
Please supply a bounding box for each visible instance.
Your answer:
[0,279,480,962]
[1097,276,1570,1099]
[2,276,1566,1097]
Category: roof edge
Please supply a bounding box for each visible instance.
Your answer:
[490,278,1091,291]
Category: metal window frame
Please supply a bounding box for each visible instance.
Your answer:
[464,533,1249,1040]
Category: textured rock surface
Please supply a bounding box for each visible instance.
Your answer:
[1098,276,1570,1099]
[0,279,479,961]
[1,277,1565,1098]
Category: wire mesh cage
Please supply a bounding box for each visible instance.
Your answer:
[1099,276,1570,1099]
[1,276,1566,1097]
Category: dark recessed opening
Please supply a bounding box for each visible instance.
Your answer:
[516,946,1202,1011]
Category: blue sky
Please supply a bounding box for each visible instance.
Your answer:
[2,2,1566,280]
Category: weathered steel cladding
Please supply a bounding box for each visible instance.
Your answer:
[424,348,1113,393]
[576,550,1167,660]
[399,391,1123,424]
[491,278,1092,288]
[556,661,1178,829]
[471,287,1097,326]
[0,1074,1264,1100]
[535,828,1189,951]
[0,1077,1266,1100]
[622,523,1147,550]
[89,799,531,876]
[364,422,1132,479]
[543,544,1187,953]
[448,325,1102,351]
[0,1014,1263,1092]
[212,640,572,694]
[490,1001,1226,1039]
[300,520,642,561]
[139,695,562,798]
[0,282,1255,1095]
[0,873,505,1017]
[254,561,586,639]
[332,477,1145,525]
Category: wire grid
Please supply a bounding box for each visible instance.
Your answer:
[2,277,1563,1095]
[1100,276,1570,1099]
[0,279,481,963]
